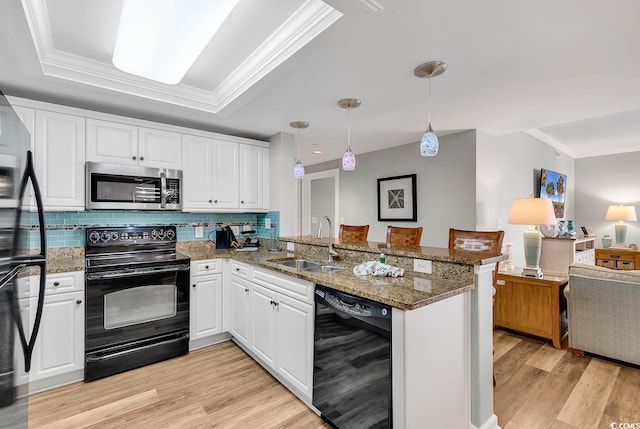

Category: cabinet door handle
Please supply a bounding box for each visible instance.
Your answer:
[241,200,244,204]
[192,284,196,288]
[132,156,137,160]
[53,281,60,287]
[235,267,240,271]
[244,288,249,293]
[214,200,218,203]
[76,300,82,304]
[208,200,212,203]
[140,156,144,161]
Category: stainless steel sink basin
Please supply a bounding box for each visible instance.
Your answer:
[304,265,344,273]
[273,259,322,269]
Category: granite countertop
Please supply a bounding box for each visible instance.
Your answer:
[177,241,474,310]
[280,235,506,266]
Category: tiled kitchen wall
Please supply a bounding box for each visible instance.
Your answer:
[21,210,280,248]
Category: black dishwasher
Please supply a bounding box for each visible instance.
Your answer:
[313,285,392,429]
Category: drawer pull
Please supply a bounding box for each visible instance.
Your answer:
[235,267,241,272]
[192,284,196,288]
[205,265,209,269]
[53,281,60,287]
[76,300,82,304]
[244,288,249,293]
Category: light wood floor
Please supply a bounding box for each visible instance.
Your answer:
[29,332,640,429]
[494,329,640,429]
[28,341,330,429]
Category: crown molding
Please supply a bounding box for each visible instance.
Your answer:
[20,0,380,114]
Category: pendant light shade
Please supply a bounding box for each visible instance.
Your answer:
[338,98,361,171]
[290,121,309,180]
[414,61,447,157]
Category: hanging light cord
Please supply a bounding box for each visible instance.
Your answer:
[428,75,432,125]
[347,106,352,151]
[297,127,301,161]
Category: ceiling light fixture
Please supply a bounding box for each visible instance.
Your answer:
[290,121,309,180]
[338,98,361,171]
[414,60,447,156]
[113,0,239,84]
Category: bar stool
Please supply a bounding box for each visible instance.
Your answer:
[385,226,423,246]
[339,224,370,242]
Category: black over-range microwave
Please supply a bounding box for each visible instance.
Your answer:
[86,162,182,210]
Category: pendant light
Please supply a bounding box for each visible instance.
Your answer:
[414,61,447,156]
[290,121,308,179]
[337,98,361,171]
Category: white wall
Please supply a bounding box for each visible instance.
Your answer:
[575,152,640,247]
[268,132,297,236]
[476,131,575,267]
[307,131,477,247]
[310,176,335,233]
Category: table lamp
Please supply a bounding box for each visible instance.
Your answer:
[508,197,557,278]
[605,204,637,247]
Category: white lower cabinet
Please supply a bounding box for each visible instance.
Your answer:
[15,271,84,388]
[229,264,314,401]
[189,260,224,348]
[30,290,84,382]
[228,275,252,348]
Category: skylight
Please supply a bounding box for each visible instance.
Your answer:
[113,0,239,85]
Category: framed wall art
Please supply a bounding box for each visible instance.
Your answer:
[377,174,417,221]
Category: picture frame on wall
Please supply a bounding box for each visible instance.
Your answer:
[377,174,417,221]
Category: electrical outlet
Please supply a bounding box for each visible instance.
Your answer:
[497,218,503,230]
[265,218,271,229]
[195,226,203,238]
[231,225,240,236]
[286,242,295,251]
[414,259,432,274]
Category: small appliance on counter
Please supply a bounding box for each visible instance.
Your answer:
[238,230,260,251]
[215,226,239,250]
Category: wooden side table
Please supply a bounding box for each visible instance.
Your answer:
[595,247,640,270]
[495,268,568,349]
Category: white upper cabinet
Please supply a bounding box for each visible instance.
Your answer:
[182,134,214,210]
[86,119,182,170]
[86,119,138,165]
[182,135,269,212]
[212,138,240,209]
[34,110,85,211]
[138,127,182,169]
[238,143,263,210]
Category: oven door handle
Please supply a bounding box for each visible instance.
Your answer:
[86,264,190,280]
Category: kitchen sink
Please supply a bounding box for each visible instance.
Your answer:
[268,258,344,273]
[303,265,344,273]
[272,259,322,269]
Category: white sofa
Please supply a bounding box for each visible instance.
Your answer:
[565,263,640,366]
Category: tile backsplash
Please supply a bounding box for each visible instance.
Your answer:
[21,210,280,248]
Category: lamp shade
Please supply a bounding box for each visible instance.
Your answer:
[605,204,637,222]
[508,198,556,225]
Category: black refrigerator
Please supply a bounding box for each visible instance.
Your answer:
[0,89,47,428]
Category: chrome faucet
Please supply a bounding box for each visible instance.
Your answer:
[317,216,338,262]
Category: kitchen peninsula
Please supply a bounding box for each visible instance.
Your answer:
[179,236,504,429]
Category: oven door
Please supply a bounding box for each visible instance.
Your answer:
[85,263,190,353]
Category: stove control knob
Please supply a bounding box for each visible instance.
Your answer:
[151,229,159,240]
[110,232,118,241]
[89,231,101,243]
[165,229,175,240]
[101,232,111,242]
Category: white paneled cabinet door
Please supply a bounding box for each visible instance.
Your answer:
[34,110,85,210]
[212,139,239,209]
[238,143,263,210]
[86,118,138,165]
[229,276,251,347]
[30,291,84,382]
[138,127,182,169]
[182,134,214,210]
[190,273,223,340]
[275,293,313,398]
[12,106,35,209]
[250,283,276,368]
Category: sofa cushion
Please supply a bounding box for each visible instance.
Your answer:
[569,262,640,283]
